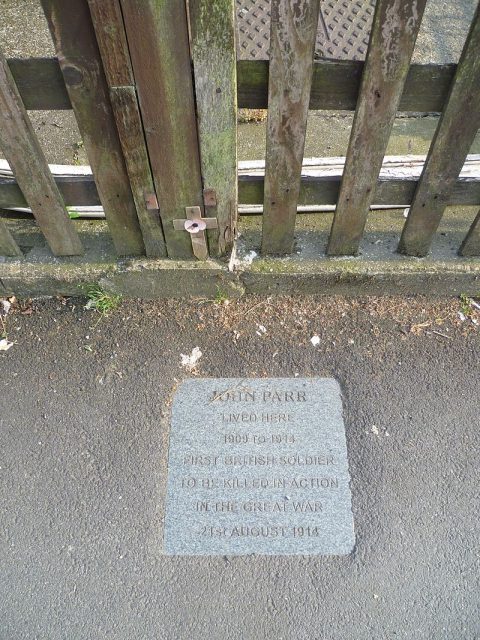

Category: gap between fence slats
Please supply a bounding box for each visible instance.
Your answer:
[459,210,480,256]
[189,0,238,257]
[0,47,83,257]
[261,0,320,254]
[327,0,427,256]
[399,3,480,257]
[0,218,22,257]
[40,0,145,257]
[120,0,204,259]
[87,0,166,258]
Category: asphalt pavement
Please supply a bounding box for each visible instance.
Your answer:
[1,295,479,639]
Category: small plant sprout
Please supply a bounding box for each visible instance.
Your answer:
[196,287,231,306]
[72,140,84,165]
[84,284,122,320]
[459,294,474,317]
[458,293,480,325]
[214,287,230,305]
[67,207,81,220]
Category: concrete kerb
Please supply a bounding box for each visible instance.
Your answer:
[0,257,244,299]
[0,249,479,298]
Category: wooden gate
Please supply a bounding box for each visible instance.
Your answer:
[0,0,237,261]
[0,0,480,275]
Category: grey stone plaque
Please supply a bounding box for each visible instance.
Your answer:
[164,378,355,555]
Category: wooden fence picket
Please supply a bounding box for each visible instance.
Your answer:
[399,3,480,257]
[87,0,167,258]
[327,0,427,256]
[85,0,133,87]
[40,0,145,257]
[261,0,321,255]
[120,0,204,259]
[0,47,83,257]
[189,0,238,257]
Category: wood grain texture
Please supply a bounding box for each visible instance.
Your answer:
[110,87,167,257]
[0,219,22,257]
[87,0,134,86]
[8,57,71,110]
[120,0,204,259]
[238,175,480,207]
[327,0,427,256]
[8,56,458,114]
[459,210,480,257]
[185,206,208,261]
[261,0,320,255]
[0,48,83,256]
[40,0,145,257]
[399,4,480,257]
[87,0,166,257]
[189,0,238,257]
[0,175,100,209]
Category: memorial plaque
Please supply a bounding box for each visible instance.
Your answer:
[164,378,355,555]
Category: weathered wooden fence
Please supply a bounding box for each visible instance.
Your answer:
[1,0,480,264]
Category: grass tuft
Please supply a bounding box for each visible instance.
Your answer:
[84,285,122,317]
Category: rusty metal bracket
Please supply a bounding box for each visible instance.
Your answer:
[203,188,218,207]
[144,192,159,210]
[172,206,218,260]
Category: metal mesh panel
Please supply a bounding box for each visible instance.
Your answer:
[236,0,376,61]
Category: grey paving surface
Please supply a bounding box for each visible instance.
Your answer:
[0,296,479,639]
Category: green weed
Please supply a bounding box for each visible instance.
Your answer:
[214,287,230,305]
[84,284,122,318]
[67,207,80,220]
[459,293,473,317]
[72,140,84,166]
